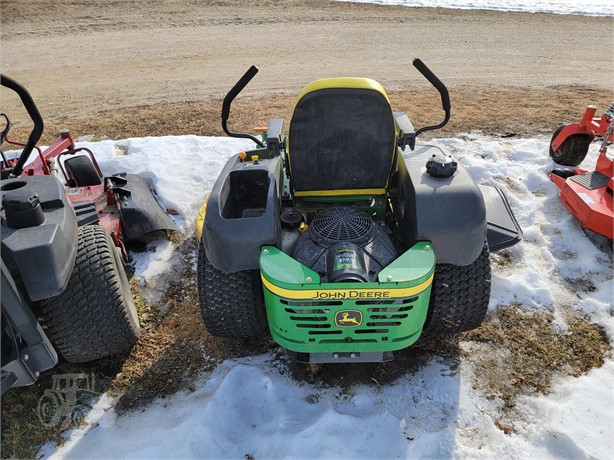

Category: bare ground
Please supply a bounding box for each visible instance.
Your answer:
[1,0,613,142]
[1,1,613,458]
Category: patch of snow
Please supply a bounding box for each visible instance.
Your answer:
[39,134,613,459]
[337,0,614,17]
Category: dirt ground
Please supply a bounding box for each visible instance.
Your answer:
[1,2,613,458]
[2,0,613,139]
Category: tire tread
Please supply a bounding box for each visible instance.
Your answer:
[197,239,268,338]
[424,241,491,333]
[39,226,139,363]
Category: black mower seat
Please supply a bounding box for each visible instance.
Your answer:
[288,78,396,197]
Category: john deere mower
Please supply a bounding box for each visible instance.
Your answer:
[196,59,522,363]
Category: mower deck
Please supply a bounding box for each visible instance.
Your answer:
[548,103,613,240]
[550,170,614,239]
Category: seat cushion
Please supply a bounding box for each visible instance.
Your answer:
[288,86,396,195]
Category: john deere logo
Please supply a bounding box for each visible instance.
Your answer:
[334,310,362,328]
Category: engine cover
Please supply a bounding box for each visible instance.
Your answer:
[292,207,397,282]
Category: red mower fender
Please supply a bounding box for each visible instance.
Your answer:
[551,122,596,153]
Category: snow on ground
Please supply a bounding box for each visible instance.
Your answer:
[337,0,614,17]
[40,134,613,459]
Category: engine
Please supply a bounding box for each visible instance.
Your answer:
[292,207,398,282]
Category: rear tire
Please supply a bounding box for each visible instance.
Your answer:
[64,155,102,186]
[549,125,591,167]
[423,241,491,333]
[197,238,268,337]
[40,226,140,363]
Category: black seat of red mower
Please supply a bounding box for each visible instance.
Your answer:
[288,80,396,196]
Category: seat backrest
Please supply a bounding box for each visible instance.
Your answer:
[288,78,396,197]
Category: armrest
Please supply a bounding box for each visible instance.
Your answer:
[267,118,285,157]
[394,112,416,151]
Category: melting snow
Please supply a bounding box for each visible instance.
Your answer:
[39,134,613,459]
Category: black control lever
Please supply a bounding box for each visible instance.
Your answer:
[1,113,11,145]
[221,65,265,148]
[412,59,450,137]
[0,74,45,177]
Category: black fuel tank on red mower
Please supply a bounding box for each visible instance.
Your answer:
[1,175,78,301]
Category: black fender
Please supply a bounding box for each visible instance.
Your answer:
[202,153,282,273]
[396,144,522,264]
[110,174,178,241]
[397,144,487,266]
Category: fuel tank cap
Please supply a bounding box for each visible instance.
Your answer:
[426,153,457,178]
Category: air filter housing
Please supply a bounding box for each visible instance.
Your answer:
[292,207,397,282]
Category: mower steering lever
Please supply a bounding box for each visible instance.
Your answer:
[0,113,11,145]
[411,59,451,138]
[0,74,44,177]
[221,65,265,148]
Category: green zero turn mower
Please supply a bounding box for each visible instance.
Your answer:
[196,59,522,363]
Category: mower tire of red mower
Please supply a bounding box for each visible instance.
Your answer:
[39,226,140,363]
[423,240,491,334]
[64,155,102,186]
[549,125,591,167]
[197,238,268,338]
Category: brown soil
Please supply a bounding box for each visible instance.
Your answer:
[2,1,613,143]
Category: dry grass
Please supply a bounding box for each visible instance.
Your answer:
[464,303,610,432]
[108,236,276,413]
[0,352,129,459]
[0,388,64,459]
[5,85,612,147]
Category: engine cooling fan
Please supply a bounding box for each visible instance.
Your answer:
[309,207,375,246]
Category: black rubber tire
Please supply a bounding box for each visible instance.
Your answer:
[197,237,268,337]
[549,125,591,167]
[39,226,140,363]
[64,155,102,186]
[423,241,491,334]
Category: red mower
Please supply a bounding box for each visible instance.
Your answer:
[1,75,177,254]
[549,103,614,240]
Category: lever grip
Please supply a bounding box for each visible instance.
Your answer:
[222,65,259,121]
[412,59,450,112]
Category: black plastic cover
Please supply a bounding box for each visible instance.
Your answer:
[1,259,58,393]
[202,154,282,273]
[478,185,523,252]
[398,144,487,266]
[1,175,77,301]
[111,174,178,240]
